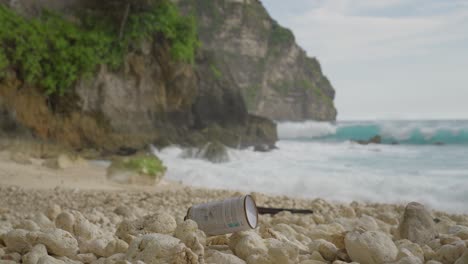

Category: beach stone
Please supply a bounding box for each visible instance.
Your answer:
[116,212,176,243]
[4,229,32,254]
[113,205,144,221]
[303,223,346,248]
[80,238,128,258]
[345,230,398,264]
[46,204,62,221]
[449,225,468,235]
[336,248,351,262]
[440,235,461,245]
[435,242,466,264]
[102,253,125,264]
[104,239,128,257]
[0,261,17,264]
[207,234,230,246]
[395,239,425,262]
[264,238,299,264]
[435,216,456,234]
[428,239,443,251]
[392,248,423,264]
[229,231,268,260]
[55,211,101,241]
[43,154,87,170]
[0,222,12,245]
[266,225,310,253]
[311,251,328,262]
[2,252,21,262]
[22,244,48,264]
[59,256,83,264]
[9,151,32,165]
[205,250,246,264]
[244,254,271,264]
[455,249,468,264]
[298,261,328,264]
[37,255,66,264]
[27,228,79,257]
[392,256,422,264]
[336,215,379,232]
[15,219,41,231]
[332,261,359,264]
[175,220,206,260]
[399,202,436,244]
[422,244,436,261]
[376,211,400,225]
[55,212,75,234]
[309,239,338,261]
[455,230,468,240]
[125,233,198,264]
[74,253,98,263]
[32,213,55,230]
[426,261,443,264]
[340,206,356,218]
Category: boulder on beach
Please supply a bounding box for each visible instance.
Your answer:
[125,233,198,264]
[4,229,32,254]
[27,228,79,257]
[345,230,398,264]
[22,244,47,264]
[43,153,87,170]
[106,154,166,185]
[398,202,437,244]
[116,212,177,243]
[205,250,246,264]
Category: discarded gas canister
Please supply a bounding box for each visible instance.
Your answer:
[185,195,258,236]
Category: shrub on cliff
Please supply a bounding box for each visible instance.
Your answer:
[0,0,198,95]
[107,154,166,185]
[122,154,166,177]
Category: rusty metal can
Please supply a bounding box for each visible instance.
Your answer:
[185,195,258,236]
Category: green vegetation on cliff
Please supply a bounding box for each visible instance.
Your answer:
[0,1,198,95]
[270,21,294,46]
[210,64,222,80]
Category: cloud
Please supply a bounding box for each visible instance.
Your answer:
[262,0,468,119]
[282,0,468,62]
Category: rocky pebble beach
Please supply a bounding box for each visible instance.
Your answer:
[0,184,467,264]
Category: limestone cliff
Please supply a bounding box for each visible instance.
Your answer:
[0,0,277,152]
[177,0,337,121]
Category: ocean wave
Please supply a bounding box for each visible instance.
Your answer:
[153,141,468,214]
[277,120,468,145]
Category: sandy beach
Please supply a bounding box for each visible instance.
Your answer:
[0,150,467,264]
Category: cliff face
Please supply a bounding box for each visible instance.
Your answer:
[177,0,337,121]
[0,0,277,152]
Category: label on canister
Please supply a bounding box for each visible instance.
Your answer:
[185,195,258,236]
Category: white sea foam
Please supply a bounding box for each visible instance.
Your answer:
[153,139,468,214]
[277,121,336,139]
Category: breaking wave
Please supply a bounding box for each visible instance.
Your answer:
[278,120,468,145]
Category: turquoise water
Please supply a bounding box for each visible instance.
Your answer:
[280,120,468,145]
[156,120,468,213]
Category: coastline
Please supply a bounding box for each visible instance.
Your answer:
[1,149,467,263]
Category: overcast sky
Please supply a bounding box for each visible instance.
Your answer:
[262,0,468,120]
